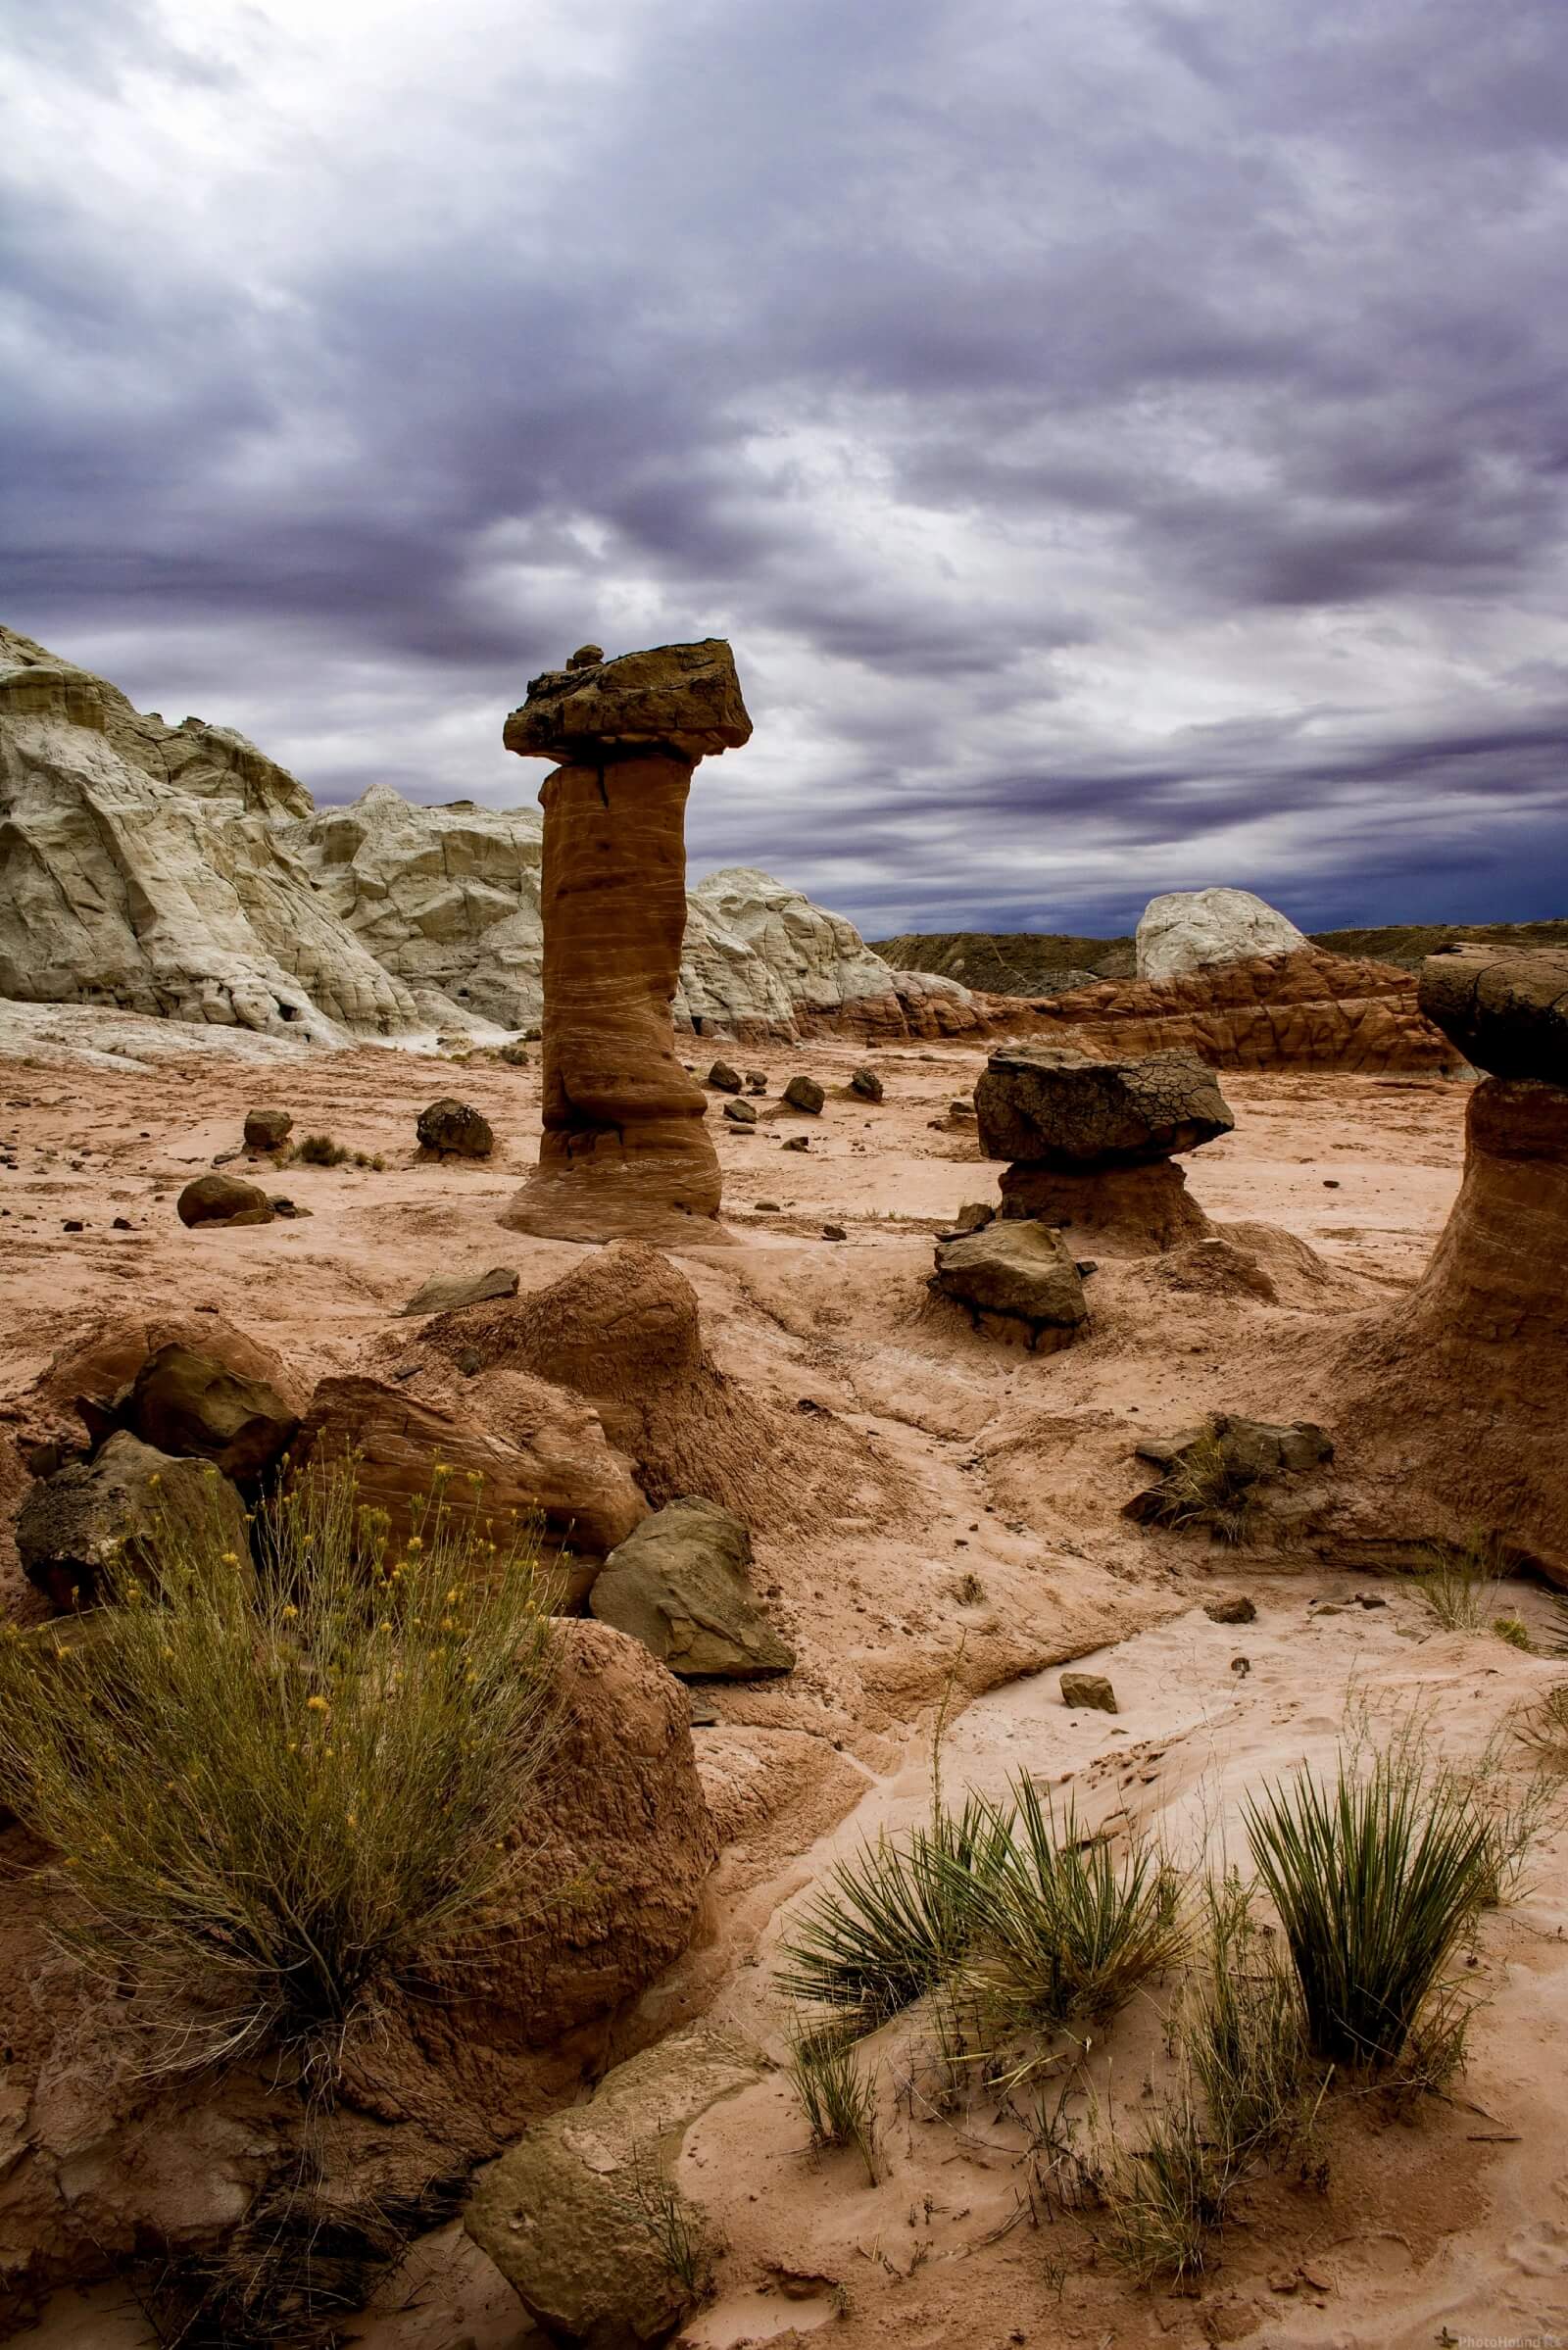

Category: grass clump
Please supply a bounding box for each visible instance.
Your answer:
[1136,1433,1254,1545]
[785,2021,882,2182]
[625,2142,711,2298]
[1403,1533,1510,1631]
[959,1778,1183,2082]
[295,1132,351,1167]
[1178,1874,1324,2170]
[1518,1683,1568,1764]
[1095,2090,1226,2288]
[0,1461,558,2085]
[775,1792,1011,2030]
[1244,1748,1493,2073]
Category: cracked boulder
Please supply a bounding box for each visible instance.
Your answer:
[975,1045,1233,1167]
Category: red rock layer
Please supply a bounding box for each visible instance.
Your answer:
[1004,948,1459,1072]
[502,754,724,1245]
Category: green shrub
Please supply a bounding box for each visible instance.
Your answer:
[0,1462,557,2084]
[1179,1874,1322,2171]
[775,1792,1011,2030]
[296,1132,350,1166]
[1403,1534,1509,1631]
[1095,2091,1226,2287]
[1244,1750,1492,2071]
[784,2020,881,2183]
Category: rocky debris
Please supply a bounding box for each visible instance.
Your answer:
[849,1066,883,1102]
[176,1171,274,1227]
[1125,1415,1334,1531]
[746,1069,767,1092]
[783,1074,824,1113]
[466,2028,759,2347]
[822,1222,847,1242]
[118,1343,298,1482]
[722,1097,758,1125]
[1203,1593,1257,1624]
[949,1097,975,1120]
[949,1201,995,1233]
[1418,944,1568,1082]
[290,1372,646,1595]
[504,637,753,765]
[1015,947,1458,1073]
[782,1134,810,1151]
[932,1220,1089,1349]
[268,1194,311,1218]
[416,1097,494,1158]
[1060,1670,1117,1712]
[17,1431,248,1608]
[500,641,750,1245]
[707,1058,743,1092]
[399,1264,520,1317]
[243,1106,292,1151]
[976,1045,1233,1166]
[589,1495,796,1678]
[1136,887,1307,983]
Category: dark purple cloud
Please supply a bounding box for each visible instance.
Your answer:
[2,0,1565,938]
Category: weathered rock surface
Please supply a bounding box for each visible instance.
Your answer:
[503,638,754,765]
[119,1343,298,1482]
[466,2028,758,2347]
[589,1495,796,1678]
[175,1171,274,1227]
[932,1220,1089,1348]
[1015,948,1458,1073]
[399,1264,520,1317]
[1204,1594,1256,1624]
[416,1097,494,1157]
[707,1059,742,1092]
[1136,887,1307,982]
[1125,1415,1335,1530]
[16,1431,248,1608]
[976,1046,1233,1167]
[1418,944,1568,1082]
[1060,1671,1117,1712]
[722,1097,757,1125]
[290,1372,646,1591]
[850,1066,884,1102]
[783,1074,825,1114]
[997,1157,1215,1252]
[242,1106,292,1151]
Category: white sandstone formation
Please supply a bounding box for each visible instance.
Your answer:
[0,627,971,1049]
[1135,887,1307,983]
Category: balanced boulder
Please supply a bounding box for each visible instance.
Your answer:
[1418,944,1568,1083]
[976,1045,1233,1166]
[176,1172,273,1228]
[416,1098,494,1158]
[932,1220,1089,1349]
[589,1495,795,1678]
[1136,887,1306,983]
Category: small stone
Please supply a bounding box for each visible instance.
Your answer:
[176,1173,274,1228]
[756,1199,781,1212]
[1204,1594,1256,1624]
[456,1346,483,1376]
[1231,1655,1250,1676]
[210,1148,241,1166]
[1310,1601,1348,1618]
[783,1075,824,1114]
[1074,1258,1099,1277]
[416,1099,494,1158]
[723,1098,758,1125]
[952,1201,994,1233]
[822,1223,847,1242]
[63,1218,84,1232]
[849,1067,884,1102]
[243,1107,293,1151]
[708,1059,743,1094]
[949,1099,975,1119]
[1355,1591,1388,1608]
[782,1135,810,1152]
[269,1196,313,1217]
[1060,1670,1117,1713]
[746,1070,768,1094]
[401,1264,520,1317]
[1323,1177,1340,1188]
[112,1215,132,1230]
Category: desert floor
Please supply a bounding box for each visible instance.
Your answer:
[3,1025,1565,2350]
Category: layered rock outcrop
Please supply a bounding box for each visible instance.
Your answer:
[977,1044,1233,1252]
[499,640,752,1245]
[1,624,976,1051]
[1332,948,1568,1585]
[1012,947,1458,1072]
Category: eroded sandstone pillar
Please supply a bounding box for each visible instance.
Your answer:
[499,639,752,1245]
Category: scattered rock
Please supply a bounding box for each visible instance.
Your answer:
[175,1172,274,1228]
[950,1200,995,1232]
[849,1067,883,1102]
[62,1218,83,1233]
[416,1098,494,1158]
[976,1045,1233,1167]
[1136,887,1307,983]
[821,1222,847,1242]
[268,1194,311,1217]
[707,1059,743,1093]
[1136,1416,1333,1482]
[1060,1670,1117,1713]
[1355,1591,1389,1608]
[1204,1593,1256,1625]
[243,1107,293,1151]
[723,1097,758,1125]
[17,1431,249,1609]
[399,1265,521,1318]
[782,1134,810,1151]
[932,1219,1089,1349]
[121,1343,298,1482]
[756,1199,781,1212]
[111,1215,131,1230]
[783,1074,824,1114]
[949,1098,975,1119]
[588,1494,796,1678]
[466,2029,759,2348]
[1231,1655,1251,1676]
[746,1069,768,1093]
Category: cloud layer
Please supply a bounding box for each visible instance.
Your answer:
[4,0,1566,936]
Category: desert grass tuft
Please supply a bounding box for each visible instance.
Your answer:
[295,1132,350,1167]
[1094,2090,1227,2288]
[785,2019,882,2183]
[1403,1532,1511,1632]
[1178,1873,1325,2170]
[624,2142,711,2298]
[1244,1748,1493,2072]
[1137,1433,1255,1544]
[0,1460,558,2085]
[1517,1682,1568,1765]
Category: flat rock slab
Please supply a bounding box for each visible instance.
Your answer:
[399,1264,520,1318]
[589,1494,795,1678]
[975,1045,1233,1167]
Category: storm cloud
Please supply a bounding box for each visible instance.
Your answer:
[3,0,1566,935]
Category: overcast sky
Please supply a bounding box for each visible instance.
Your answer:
[4,0,1566,938]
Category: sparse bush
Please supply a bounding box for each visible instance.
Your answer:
[776,1792,1012,2030]
[785,2020,882,2183]
[1095,2090,1226,2287]
[1136,1433,1254,1545]
[1517,1683,1568,1764]
[958,1779,1183,2084]
[1494,1615,1533,1651]
[0,1461,557,2084]
[1179,1874,1323,2171]
[351,1149,387,1171]
[1244,1750,1493,2072]
[1403,1533,1510,1631]
[953,1570,987,1606]
[296,1132,350,1167]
